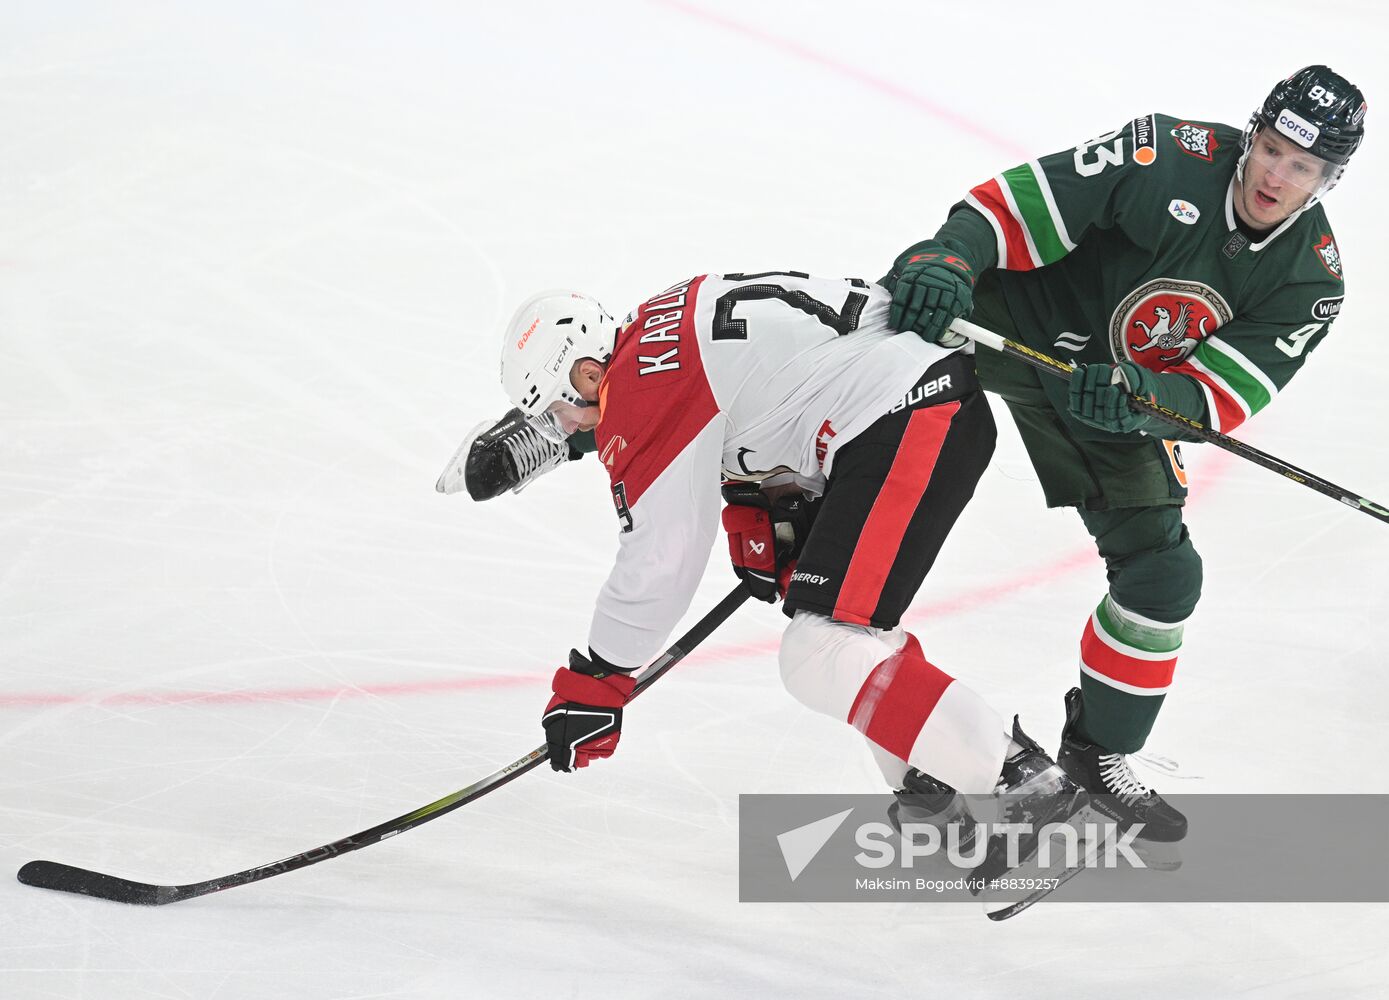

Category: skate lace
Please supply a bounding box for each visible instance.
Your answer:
[503,425,568,494]
[1098,753,1150,806]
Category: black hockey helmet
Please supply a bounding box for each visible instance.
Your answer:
[1239,65,1366,207]
[1244,65,1367,166]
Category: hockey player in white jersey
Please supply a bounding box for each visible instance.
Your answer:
[492,271,1088,868]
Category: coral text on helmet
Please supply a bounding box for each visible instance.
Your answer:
[636,280,694,377]
[517,318,540,350]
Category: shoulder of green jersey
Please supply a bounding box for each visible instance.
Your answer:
[1154,114,1240,167]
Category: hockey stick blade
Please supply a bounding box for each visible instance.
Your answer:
[17,861,171,905]
[17,585,751,905]
[14,861,193,905]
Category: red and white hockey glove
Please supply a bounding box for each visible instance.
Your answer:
[721,483,818,603]
[542,650,637,772]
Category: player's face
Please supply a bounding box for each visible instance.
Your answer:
[531,361,604,442]
[1236,129,1330,229]
[544,399,599,436]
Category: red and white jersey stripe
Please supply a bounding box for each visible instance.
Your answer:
[588,272,959,668]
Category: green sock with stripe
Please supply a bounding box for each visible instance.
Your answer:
[1076,594,1183,752]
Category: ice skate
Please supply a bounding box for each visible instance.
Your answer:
[978,717,1095,920]
[436,408,579,501]
[888,768,976,855]
[1057,687,1185,870]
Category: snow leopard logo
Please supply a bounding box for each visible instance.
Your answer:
[1312,235,1343,280]
[1170,122,1220,162]
[1110,278,1233,371]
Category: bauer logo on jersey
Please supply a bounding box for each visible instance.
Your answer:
[1110,279,1233,370]
[1169,122,1219,162]
[1132,115,1158,165]
[1312,235,1343,280]
[888,374,954,414]
[1167,200,1199,225]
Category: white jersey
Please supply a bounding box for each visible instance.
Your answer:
[589,272,962,668]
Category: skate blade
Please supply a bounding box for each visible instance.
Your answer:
[984,859,1090,921]
[982,811,1186,919]
[1130,836,1183,872]
[980,801,1100,920]
[435,420,493,495]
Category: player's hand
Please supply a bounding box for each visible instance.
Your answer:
[1068,362,1162,435]
[885,241,975,347]
[722,502,784,602]
[542,650,637,772]
[721,484,819,603]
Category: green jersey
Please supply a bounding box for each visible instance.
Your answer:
[924,113,1346,435]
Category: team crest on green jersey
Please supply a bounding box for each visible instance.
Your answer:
[1110,279,1233,369]
[1312,235,1343,280]
[1170,122,1219,162]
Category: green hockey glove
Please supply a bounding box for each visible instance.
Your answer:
[885,241,976,347]
[1069,362,1200,436]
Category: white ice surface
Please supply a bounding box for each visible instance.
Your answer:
[2,2,1387,998]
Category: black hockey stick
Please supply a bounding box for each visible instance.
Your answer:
[17,585,752,905]
[951,318,1389,525]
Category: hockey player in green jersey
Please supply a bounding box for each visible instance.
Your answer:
[883,65,1367,844]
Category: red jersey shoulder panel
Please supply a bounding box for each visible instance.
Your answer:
[595,275,718,508]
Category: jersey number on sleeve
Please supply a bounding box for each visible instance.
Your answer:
[1274,322,1322,358]
[712,274,870,342]
[1074,128,1125,177]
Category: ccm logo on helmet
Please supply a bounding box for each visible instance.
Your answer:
[517,318,540,350]
[1275,109,1321,149]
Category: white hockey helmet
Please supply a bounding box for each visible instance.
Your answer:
[499,290,616,439]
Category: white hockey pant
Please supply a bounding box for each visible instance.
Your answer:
[778,610,1007,792]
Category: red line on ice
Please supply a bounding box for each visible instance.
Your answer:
[0,547,1098,709]
[653,0,1033,160]
[0,445,1231,710]
[0,674,541,708]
